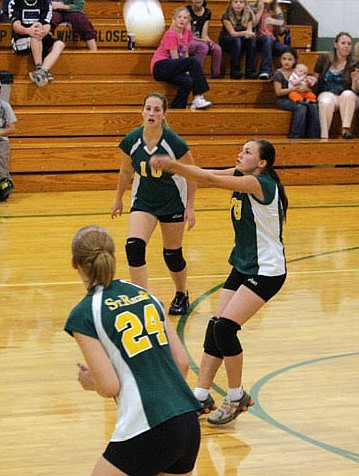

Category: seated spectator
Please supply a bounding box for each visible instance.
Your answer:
[8,0,65,87]
[51,0,97,50]
[0,83,17,201]
[151,6,212,110]
[312,31,359,139]
[255,0,287,80]
[186,0,222,78]
[273,47,320,138]
[288,63,317,104]
[250,0,264,31]
[218,0,256,79]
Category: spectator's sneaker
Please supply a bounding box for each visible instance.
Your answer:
[259,73,270,80]
[43,69,54,81]
[168,291,189,315]
[230,71,243,80]
[197,394,216,415]
[29,70,48,88]
[191,96,212,110]
[207,391,254,425]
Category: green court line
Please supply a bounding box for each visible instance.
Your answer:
[177,249,359,462]
[249,353,359,462]
[1,203,358,220]
[289,246,359,261]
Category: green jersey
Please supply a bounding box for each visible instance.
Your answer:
[120,126,189,216]
[229,171,286,276]
[65,279,200,441]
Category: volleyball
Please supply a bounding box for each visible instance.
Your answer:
[123,0,165,47]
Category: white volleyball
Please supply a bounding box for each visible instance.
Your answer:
[124,0,165,47]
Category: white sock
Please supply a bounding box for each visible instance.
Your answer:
[194,387,209,401]
[227,386,243,401]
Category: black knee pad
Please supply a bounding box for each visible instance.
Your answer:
[163,247,186,272]
[203,317,223,359]
[125,237,146,267]
[213,317,242,357]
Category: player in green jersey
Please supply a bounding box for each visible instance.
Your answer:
[111,93,197,315]
[65,225,201,475]
[151,138,288,425]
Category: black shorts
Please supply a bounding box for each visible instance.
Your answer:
[131,207,185,223]
[12,34,57,59]
[223,267,287,302]
[103,411,200,475]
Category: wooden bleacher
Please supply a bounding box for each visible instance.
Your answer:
[0,0,358,192]
[0,22,313,50]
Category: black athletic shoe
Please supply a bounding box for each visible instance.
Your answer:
[169,291,189,315]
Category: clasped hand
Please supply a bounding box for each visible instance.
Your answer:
[29,22,46,40]
[77,363,96,391]
[150,154,175,173]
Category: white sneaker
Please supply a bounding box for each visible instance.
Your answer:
[259,73,270,80]
[191,96,212,110]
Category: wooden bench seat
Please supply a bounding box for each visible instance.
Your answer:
[11,136,359,170]
[0,21,312,50]
[0,50,322,77]
[10,77,276,107]
[10,136,359,192]
[11,106,292,137]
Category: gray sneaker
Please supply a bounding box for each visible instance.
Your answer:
[29,70,48,88]
[207,390,254,425]
[42,69,54,81]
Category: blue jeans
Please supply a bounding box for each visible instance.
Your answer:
[277,97,320,138]
[219,36,256,77]
[256,35,287,75]
[153,57,209,109]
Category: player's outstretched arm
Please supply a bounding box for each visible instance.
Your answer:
[151,155,260,194]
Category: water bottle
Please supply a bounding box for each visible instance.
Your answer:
[284,28,291,46]
[127,33,136,51]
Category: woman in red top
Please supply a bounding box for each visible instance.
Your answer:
[151,6,212,109]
